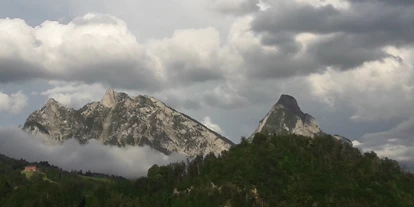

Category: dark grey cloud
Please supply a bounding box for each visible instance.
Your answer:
[346,0,414,6]
[0,58,45,83]
[356,117,414,170]
[0,127,185,178]
[361,117,414,147]
[57,60,163,92]
[253,2,414,38]
[252,4,339,34]
[210,0,259,15]
[168,65,224,85]
[306,33,390,69]
[246,0,414,77]
[202,93,244,109]
[242,46,318,78]
[165,97,202,111]
[260,32,301,54]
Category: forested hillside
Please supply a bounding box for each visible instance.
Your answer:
[1,134,414,207]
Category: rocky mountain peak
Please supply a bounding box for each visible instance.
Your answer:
[101,88,125,108]
[43,98,65,113]
[250,94,353,146]
[45,98,62,107]
[23,89,234,156]
[275,95,304,117]
[251,94,322,138]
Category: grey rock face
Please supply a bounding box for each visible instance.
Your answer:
[250,94,353,146]
[23,89,234,156]
[251,94,323,138]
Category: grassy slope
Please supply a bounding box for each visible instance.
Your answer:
[21,170,56,183]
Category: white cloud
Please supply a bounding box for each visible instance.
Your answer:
[202,116,225,135]
[145,27,229,85]
[257,0,271,11]
[369,144,414,162]
[352,140,362,147]
[0,127,185,178]
[0,14,239,92]
[41,81,107,108]
[307,47,414,122]
[0,91,28,114]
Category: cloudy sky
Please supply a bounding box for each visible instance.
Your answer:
[0,0,413,170]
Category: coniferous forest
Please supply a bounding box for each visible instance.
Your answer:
[1,134,414,207]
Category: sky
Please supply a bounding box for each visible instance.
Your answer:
[0,0,413,171]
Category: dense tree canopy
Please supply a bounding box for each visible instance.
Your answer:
[1,134,413,206]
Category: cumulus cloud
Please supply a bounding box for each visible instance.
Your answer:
[202,116,225,135]
[0,127,185,178]
[41,81,107,108]
[0,14,154,88]
[201,82,250,109]
[145,27,228,85]
[4,8,389,98]
[306,47,414,121]
[0,91,28,114]
[0,14,230,92]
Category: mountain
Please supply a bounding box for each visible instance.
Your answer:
[23,89,234,156]
[250,94,352,145]
[251,94,323,138]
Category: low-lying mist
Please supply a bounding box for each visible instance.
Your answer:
[0,127,186,178]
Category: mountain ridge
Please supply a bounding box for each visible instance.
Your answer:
[23,89,234,156]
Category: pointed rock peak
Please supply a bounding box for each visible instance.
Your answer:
[101,88,119,108]
[43,98,64,113]
[101,88,131,108]
[249,94,322,139]
[276,94,298,107]
[275,94,303,115]
[45,98,61,107]
[105,88,118,96]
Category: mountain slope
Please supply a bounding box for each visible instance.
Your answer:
[23,89,234,156]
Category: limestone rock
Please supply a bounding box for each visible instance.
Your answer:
[23,89,234,156]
